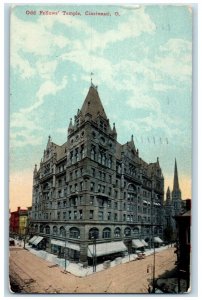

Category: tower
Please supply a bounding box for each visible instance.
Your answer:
[172,159,182,215]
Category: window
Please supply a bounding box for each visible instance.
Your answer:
[124,227,131,237]
[75,184,78,192]
[75,170,78,178]
[89,210,94,219]
[63,211,66,220]
[57,212,60,220]
[103,227,111,239]
[123,214,126,221]
[40,225,44,233]
[102,173,106,181]
[107,200,111,208]
[108,187,112,196]
[74,211,77,220]
[79,210,83,219]
[80,181,83,191]
[70,151,73,164]
[90,182,95,192]
[98,184,101,193]
[92,168,95,177]
[109,175,112,183]
[63,201,66,208]
[80,168,83,175]
[90,196,94,205]
[91,145,96,160]
[68,211,71,220]
[114,227,121,237]
[80,144,84,159]
[114,213,118,221]
[115,190,118,198]
[60,226,65,237]
[70,172,73,180]
[45,225,50,234]
[98,211,103,221]
[89,228,99,239]
[107,212,111,220]
[114,202,118,209]
[75,148,79,162]
[102,185,105,193]
[53,226,58,235]
[108,155,112,168]
[70,227,80,239]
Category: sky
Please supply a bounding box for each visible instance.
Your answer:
[9,4,192,211]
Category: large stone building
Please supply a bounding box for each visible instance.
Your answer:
[30,84,165,265]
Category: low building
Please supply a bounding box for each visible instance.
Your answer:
[10,207,28,237]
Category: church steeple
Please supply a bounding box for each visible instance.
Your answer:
[173,158,180,191]
[166,186,171,204]
[172,158,181,201]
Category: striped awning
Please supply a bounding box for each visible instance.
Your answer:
[32,236,44,245]
[88,241,127,257]
[51,239,80,251]
[141,239,148,246]
[132,239,145,248]
[29,235,38,244]
[154,237,163,243]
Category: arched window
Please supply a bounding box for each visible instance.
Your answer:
[53,226,58,235]
[114,227,121,238]
[45,225,50,234]
[133,227,139,237]
[34,224,38,233]
[60,226,66,237]
[39,225,44,233]
[124,227,131,237]
[103,227,111,239]
[89,227,99,239]
[69,227,80,239]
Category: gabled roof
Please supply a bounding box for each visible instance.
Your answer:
[80,85,108,120]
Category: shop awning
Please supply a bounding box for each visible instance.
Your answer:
[132,239,145,248]
[32,236,44,246]
[88,241,127,257]
[29,235,38,244]
[141,239,148,246]
[51,239,80,251]
[154,237,163,243]
[51,239,65,247]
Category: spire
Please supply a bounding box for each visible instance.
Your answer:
[80,86,108,120]
[166,186,171,203]
[173,158,180,191]
[112,122,117,139]
[33,164,37,176]
[47,135,51,148]
[68,118,73,133]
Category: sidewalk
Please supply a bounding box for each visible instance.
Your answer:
[14,238,172,277]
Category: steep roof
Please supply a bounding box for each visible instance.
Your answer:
[80,85,108,120]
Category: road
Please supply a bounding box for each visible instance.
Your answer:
[9,247,176,294]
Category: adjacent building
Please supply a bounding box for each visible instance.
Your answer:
[30,84,165,265]
[10,206,28,237]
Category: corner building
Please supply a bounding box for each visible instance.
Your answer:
[31,84,164,265]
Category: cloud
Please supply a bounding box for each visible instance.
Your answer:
[10,76,68,147]
[156,39,192,81]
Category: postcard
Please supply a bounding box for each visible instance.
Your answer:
[9,4,192,294]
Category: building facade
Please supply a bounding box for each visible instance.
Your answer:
[10,206,28,236]
[30,84,164,265]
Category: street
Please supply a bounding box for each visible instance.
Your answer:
[9,246,176,294]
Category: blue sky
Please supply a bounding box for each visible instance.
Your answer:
[9,4,192,209]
